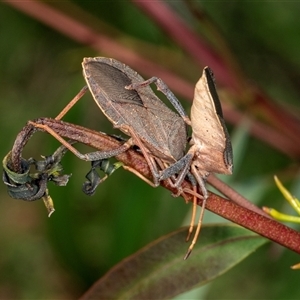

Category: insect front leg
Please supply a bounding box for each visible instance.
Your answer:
[159,152,194,189]
[123,158,191,191]
[28,120,133,162]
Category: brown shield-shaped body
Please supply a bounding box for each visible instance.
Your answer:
[190,67,233,177]
[159,66,233,188]
[82,57,187,165]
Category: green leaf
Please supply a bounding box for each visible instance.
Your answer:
[80,224,267,299]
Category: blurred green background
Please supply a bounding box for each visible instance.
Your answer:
[1,2,300,299]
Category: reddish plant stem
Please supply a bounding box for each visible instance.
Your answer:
[9,118,300,255]
[3,1,300,262]
[206,193,300,254]
[207,174,270,218]
[10,118,186,196]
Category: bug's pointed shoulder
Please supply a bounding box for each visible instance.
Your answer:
[82,57,93,65]
[203,66,214,80]
[204,67,233,169]
[83,57,119,71]
[203,66,224,118]
[82,56,110,68]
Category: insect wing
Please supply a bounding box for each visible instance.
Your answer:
[82,57,186,162]
[83,57,144,106]
[82,57,146,129]
[191,67,233,174]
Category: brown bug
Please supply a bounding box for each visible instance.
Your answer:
[35,57,190,189]
[159,67,233,257]
[80,61,233,258]
[20,59,232,257]
[6,57,192,202]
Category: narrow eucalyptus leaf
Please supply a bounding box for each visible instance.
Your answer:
[80,224,267,300]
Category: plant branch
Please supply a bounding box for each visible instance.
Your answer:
[7,118,300,256]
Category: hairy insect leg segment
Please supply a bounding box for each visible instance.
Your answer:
[159,151,195,192]
[123,157,193,204]
[180,184,208,259]
[122,165,158,187]
[117,124,162,186]
[185,185,199,241]
[154,157,195,203]
[185,195,208,259]
[27,120,134,162]
[157,147,210,259]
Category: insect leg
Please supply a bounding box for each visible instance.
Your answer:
[184,164,209,259]
[190,165,209,200]
[119,124,161,186]
[184,194,206,260]
[158,150,207,257]
[122,165,157,187]
[55,86,89,120]
[163,165,200,245]
[28,120,133,161]
[159,152,194,188]
[185,184,198,242]
[123,162,194,199]
[126,77,191,125]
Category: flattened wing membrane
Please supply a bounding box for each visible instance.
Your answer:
[82,57,186,162]
[83,58,144,106]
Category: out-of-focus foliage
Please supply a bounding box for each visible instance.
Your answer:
[1,1,300,299]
